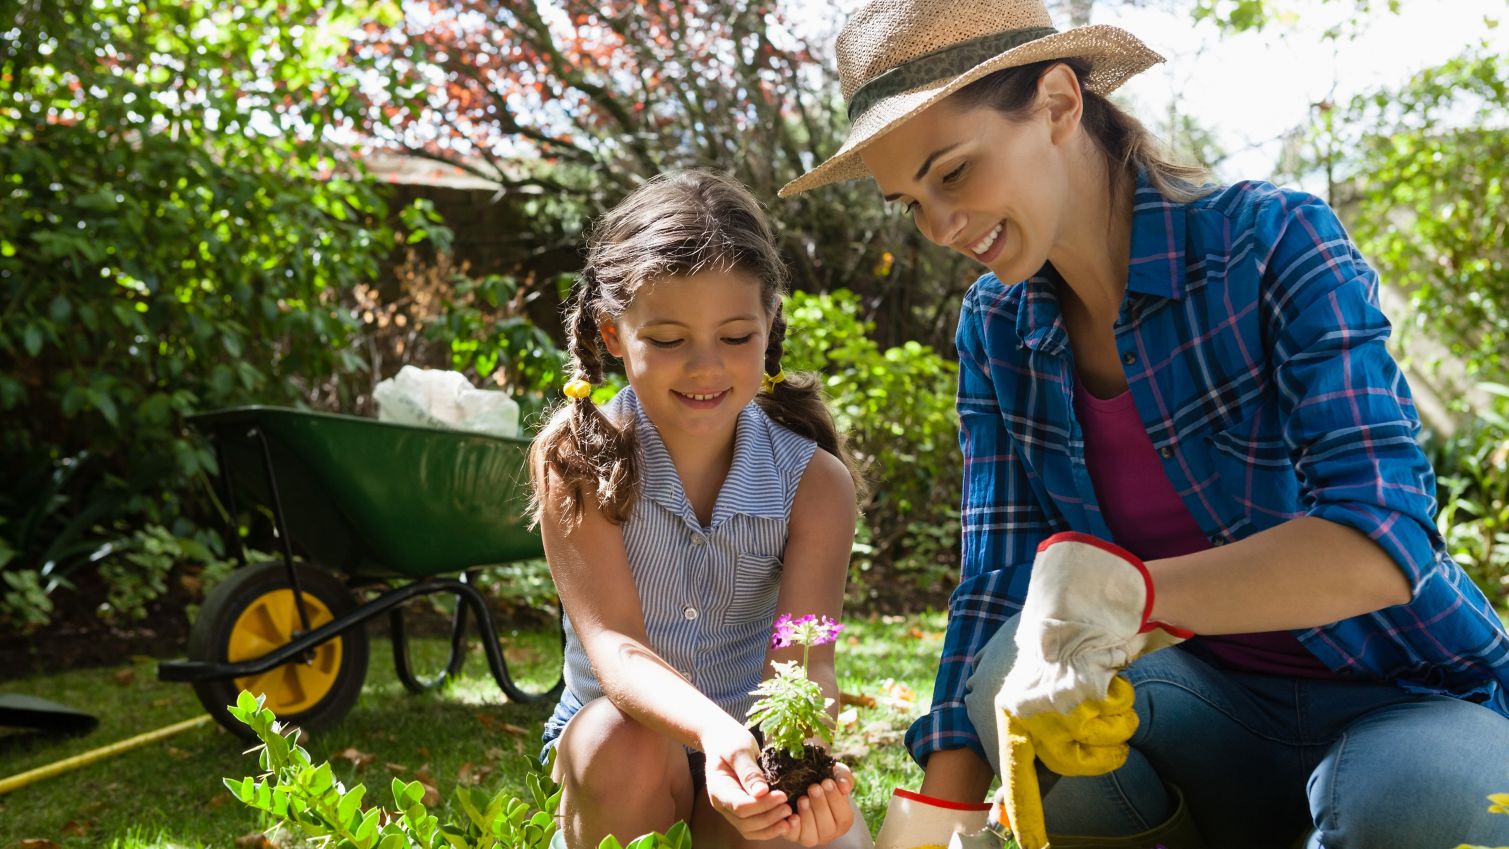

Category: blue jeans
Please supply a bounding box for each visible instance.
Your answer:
[963,615,1509,848]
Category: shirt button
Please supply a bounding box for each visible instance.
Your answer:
[683,606,699,620]
[1159,445,1174,459]
[1122,351,1137,366]
[690,533,704,546]
[1209,534,1226,546]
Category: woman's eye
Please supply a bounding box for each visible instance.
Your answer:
[941,163,966,185]
[722,334,755,345]
[647,338,682,349]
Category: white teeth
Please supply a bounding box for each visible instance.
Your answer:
[684,391,720,401]
[971,224,1003,255]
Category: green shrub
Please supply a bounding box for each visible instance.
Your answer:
[1426,387,1509,609]
[782,290,961,609]
[0,1,404,629]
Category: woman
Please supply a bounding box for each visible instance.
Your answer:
[780,1,1509,847]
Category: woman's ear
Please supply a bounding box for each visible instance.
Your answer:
[1037,63,1084,144]
[600,320,624,357]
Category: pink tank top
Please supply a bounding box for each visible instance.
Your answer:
[1073,381,1339,679]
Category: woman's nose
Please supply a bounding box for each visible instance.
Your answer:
[920,202,965,247]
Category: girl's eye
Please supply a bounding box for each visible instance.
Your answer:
[941,162,966,185]
[722,334,755,345]
[647,338,682,349]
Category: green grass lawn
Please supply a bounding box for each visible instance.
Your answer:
[0,612,946,848]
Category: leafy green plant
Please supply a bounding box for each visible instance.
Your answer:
[1,0,407,630]
[746,615,843,758]
[782,290,961,609]
[224,690,691,849]
[1424,386,1509,609]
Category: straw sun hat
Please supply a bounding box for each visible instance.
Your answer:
[778,0,1164,198]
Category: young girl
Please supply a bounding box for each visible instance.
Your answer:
[529,170,874,849]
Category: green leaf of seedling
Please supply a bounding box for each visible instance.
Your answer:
[597,837,624,849]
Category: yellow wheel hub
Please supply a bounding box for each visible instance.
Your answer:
[228,588,343,715]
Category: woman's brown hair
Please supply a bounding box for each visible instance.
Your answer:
[953,57,1212,205]
[529,170,865,528]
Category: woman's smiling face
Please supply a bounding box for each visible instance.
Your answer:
[859,78,1074,284]
[600,268,770,441]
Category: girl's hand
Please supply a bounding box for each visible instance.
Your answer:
[701,724,795,841]
[791,762,856,847]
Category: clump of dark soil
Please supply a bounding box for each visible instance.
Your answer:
[759,743,835,805]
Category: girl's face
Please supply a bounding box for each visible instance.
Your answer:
[601,268,770,441]
[858,86,1071,284]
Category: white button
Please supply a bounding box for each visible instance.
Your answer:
[690,533,704,545]
[683,606,698,620]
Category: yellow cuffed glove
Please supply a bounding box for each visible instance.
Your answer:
[993,676,1139,849]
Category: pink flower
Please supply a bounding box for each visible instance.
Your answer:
[769,613,844,649]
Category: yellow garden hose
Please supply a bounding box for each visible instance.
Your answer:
[0,713,212,796]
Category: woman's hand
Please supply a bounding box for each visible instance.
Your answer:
[790,762,856,847]
[701,723,797,841]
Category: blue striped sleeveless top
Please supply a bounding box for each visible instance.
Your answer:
[557,386,818,721]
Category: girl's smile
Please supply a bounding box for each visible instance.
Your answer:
[600,268,769,443]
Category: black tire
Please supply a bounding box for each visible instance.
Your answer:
[188,561,368,739]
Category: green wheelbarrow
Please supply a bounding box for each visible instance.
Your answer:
[158,406,564,738]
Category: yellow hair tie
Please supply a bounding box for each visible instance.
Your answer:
[760,370,786,394]
[563,378,593,400]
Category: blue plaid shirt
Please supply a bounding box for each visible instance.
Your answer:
[906,176,1509,767]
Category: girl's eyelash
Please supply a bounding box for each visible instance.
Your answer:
[723,334,754,345]
[941,162,966,184]
[648,338,681,349]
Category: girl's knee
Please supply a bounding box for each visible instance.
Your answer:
[559,699,685,795]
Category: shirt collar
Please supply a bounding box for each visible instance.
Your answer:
[618,387,787,528]
[1013,171,1189,356]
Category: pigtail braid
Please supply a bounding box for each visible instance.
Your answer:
[528,271,640,528]
[754,300,869,503]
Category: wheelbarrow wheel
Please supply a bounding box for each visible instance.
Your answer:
[188,561,369,738]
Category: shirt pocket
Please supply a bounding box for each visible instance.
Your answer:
[723,554,783,627]
[1205,403,1303,534]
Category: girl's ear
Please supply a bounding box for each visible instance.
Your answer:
[600,320,624,357]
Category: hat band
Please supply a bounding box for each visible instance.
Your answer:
[846,26,1059,122]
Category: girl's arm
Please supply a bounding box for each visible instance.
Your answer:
[535,460,751,753]
[767,447,857,719]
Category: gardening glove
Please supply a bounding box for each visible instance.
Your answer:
[999,532,1193,719]
[874,788,993,849]
[993,676,1139,849]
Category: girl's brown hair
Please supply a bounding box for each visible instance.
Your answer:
[953,57,1212,205]
[530,170,865,527]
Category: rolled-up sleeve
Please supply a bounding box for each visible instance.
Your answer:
[905,283,1049,767]
[1262,192,1443,595]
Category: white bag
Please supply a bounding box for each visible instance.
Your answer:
[372,365,520,438]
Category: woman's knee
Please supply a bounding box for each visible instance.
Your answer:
[963,615,1022,773]
[1309,698,1509,848]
